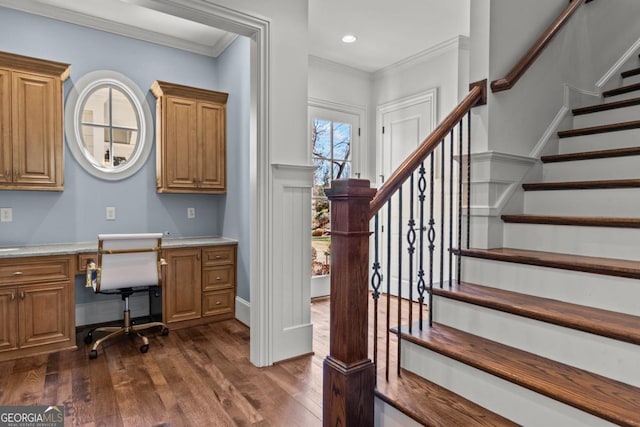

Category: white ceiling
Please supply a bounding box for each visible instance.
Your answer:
[0,0,470,73]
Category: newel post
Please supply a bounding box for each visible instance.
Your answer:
[323,179,376,426]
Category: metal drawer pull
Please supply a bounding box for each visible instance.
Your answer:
[20,291,25,300]
[12,271,23,276]
[215,255,222,259]
[215,301,221,305]
[216,276,221,280]
[10,292,15,302]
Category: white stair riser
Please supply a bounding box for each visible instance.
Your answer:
[573,104,640,128]
[622,73,640,86]
[375,399,422,427]
[604,90,640,103]
[402,341,615,427]
[559,129,640,154]
[461,257,640,316]
[523,188,640,217]
[542,155,640,181]
[432,296,640,387]
[503,223,640,261]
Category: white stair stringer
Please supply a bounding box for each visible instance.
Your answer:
[558,128,640,154]
[523,187,640,217]
[460,256,640,316]
[542,155,640,182]
[503,222,640,261]
[573,103,640,128]
[431,295,640,387]
[401,340,616,427]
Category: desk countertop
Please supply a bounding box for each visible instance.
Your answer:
[0,236,237,259]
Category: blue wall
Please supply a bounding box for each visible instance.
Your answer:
[0,7,240,245]
[0,8,252,308]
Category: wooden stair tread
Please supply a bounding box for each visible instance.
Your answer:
[603,82,640,98]
[557,119,640,138]
[397,323,640,427]
[375,369,518,427]
[501,214,640,228]
[433,281,640,345]
[572,97,640,116]
[541,146,640,163]
[456,247,640,280]
[522,178,640,191]
[621,66,640,79]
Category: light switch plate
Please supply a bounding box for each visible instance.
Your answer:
[0,208,12,222]
[106,207,116,220]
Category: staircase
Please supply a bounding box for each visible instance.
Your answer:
[390,57,640,425]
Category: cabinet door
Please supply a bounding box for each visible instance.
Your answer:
[197,101,226,193]
[18,283,70,349]
[0,288,18,353]
[11,71,61,189]
[163,96,198,190]
[163,248,202,323]
[0,69,10,185]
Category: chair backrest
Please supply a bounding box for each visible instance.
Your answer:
[93,233,163,292]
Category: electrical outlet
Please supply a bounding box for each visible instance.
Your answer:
[106,207,116,221]
[187,207,196,219]
[0,208,12,222]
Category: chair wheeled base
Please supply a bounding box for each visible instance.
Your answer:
[84,290,169,359]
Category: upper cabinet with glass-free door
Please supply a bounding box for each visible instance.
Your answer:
[0,51,70,191]
[151,80,228,194]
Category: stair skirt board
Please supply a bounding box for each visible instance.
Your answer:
[461,257,640,316]
[374,399,423,427]
[558,129,640,154]
[431,295,640,387]
[401,341,616,427]
[541,155,640,181]
[502,223,640,260]
[523,188,640,217]
[573,103,640,129]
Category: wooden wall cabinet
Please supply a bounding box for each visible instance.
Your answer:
[163,244,236,328]
[0,51,70,191]
[151,80,228,194]
[0,255,76,361]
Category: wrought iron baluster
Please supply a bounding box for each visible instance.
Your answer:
[385,200,392,382]
[407,174,416,333]
[467,112,472,250]
[428,153,436,327]
[417,162,426,330]
[397,187,403,377]
[440,137,446,289]
[449,128,455,288]
[371,213,382,385]
[457,119,463,285]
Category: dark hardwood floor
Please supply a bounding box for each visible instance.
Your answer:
[0,302,332,426]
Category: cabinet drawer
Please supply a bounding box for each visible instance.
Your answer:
[202,245,235,266]
[0,256,72,285]
[203,265,235,291]
[76,253,96,274]
[202,289,234,317]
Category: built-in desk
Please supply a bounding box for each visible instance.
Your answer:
[0,237,237,362]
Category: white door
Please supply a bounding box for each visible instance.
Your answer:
[376,90,437,300]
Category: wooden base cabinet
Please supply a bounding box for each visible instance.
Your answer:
[0,255,76,362]
[163,244,236,328]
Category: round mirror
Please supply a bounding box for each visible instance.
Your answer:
[66,71,153,180]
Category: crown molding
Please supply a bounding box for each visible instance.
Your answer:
[308,54,373,80]
[373,35,470,80]
[0,0,223,57]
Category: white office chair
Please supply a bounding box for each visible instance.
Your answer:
[85,233,169,359]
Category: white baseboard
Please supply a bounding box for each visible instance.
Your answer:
[235,296,250,326]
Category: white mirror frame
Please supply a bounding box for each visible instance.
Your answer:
[65,70,153,181]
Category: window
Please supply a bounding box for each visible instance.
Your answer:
[311,118,353,276]
[65,71,153,180]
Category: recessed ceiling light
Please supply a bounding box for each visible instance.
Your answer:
[341,34,357,44]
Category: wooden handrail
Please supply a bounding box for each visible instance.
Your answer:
[491,0,591,93]
[369,80,486,218]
